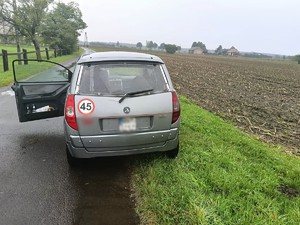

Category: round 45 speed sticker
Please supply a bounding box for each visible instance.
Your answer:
[78,98,95,115]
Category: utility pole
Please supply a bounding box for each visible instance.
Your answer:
[84,32,89,48]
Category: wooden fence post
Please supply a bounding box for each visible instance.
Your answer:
[2,49,9,72]
[22,49,28,65]
[45,48,49,60]
[17,44,22,65]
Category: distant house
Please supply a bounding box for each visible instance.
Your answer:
[227,46,239,56]
[189,47,204,55]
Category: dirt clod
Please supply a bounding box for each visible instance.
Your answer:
[278,184,300,198]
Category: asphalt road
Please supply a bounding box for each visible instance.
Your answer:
[0,52,139,225]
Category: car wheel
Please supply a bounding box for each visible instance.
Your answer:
[166,144,179,159]
[66,146,81,167]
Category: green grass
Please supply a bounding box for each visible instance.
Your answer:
[133,97,300,225]
[0,45,35,77]
[0,46,83,87]
[0,45,36,53]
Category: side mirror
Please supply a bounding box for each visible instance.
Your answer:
[62,70,73,81]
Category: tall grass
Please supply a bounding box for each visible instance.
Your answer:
[134,97,300,225]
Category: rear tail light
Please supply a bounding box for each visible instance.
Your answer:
[172,91,180,123]
[65,94,78,130]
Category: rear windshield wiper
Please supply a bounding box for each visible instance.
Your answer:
[119,89,153,103]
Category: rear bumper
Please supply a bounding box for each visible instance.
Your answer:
[66,128,179,158]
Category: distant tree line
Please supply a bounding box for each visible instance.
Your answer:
[133,39,295,60]
[0,0,87,59]
[89,42,116,48]
[136,41,181,54]
[244,53,272,59]
[139,40,209,54]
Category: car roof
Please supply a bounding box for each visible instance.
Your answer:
[77,51,164,64]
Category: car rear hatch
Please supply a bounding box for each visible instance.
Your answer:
[75,93,174,150]
[74,61,176,151]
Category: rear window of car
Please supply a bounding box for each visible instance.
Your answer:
[78,62,168,95]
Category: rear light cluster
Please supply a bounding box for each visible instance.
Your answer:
[172,91,180,123]
[65,94,78,130]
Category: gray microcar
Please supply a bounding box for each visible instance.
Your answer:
[12,51,180,166]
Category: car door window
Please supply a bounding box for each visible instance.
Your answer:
[13,60,70,83]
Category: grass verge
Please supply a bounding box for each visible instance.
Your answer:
[0,47,83,87]
[133,96,300,225]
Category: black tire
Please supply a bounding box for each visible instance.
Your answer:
[66,146,81,167]
[166,144,179,159]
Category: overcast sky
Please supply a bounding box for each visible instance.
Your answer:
[62,0,299,55]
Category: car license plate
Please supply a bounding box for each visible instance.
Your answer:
[119,117,136,132]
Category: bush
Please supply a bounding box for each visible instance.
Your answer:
[165,44,177,54]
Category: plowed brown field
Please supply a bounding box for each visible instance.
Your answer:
[156,53,300,154]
